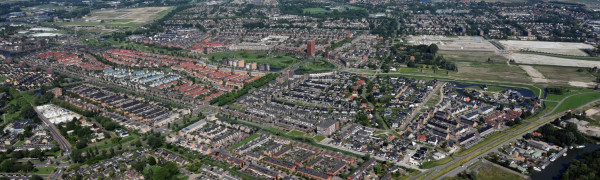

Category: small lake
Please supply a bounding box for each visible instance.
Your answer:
[531,144,600,180]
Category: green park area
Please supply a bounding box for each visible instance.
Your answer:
[552,92,600,114]
[419,156,454,169]
[34,167,55,174]
[297,59,336,74]
[303,8,329,14]
[444,163,526,180]
[228,133,262,151]
[207,51,300,69]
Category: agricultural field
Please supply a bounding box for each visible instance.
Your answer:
[85,7,171,24]
[439,50,599,86]
[499,40,593,56]
[506,53,600,68]
[55,7,173,32]
[409,36,498,51]
[450,61,531,84]
[531,65,597,87]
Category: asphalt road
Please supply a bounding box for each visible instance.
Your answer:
[34,107,71,153]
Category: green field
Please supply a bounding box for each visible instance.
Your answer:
[35,167,55,174]
[84,134,139,150]
[53,21,139,27]
[475,164,526,180]
[303,8,329,14]
[533,66,596,85]
[545,86,593,101]
[419,156,454,169]
[207,51,300,69]
[288,130,306,136]
[314,135,326,142]
[13,140,25,146]
[297,59,336,74]
[228,133,262,151]
[553,92,600,114]
[455,132,506,157]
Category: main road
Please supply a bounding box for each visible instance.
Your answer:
[33,106,71,153]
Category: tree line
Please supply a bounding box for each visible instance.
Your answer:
[210,73,280,106]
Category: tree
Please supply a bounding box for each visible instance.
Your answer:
[427,44,439,54]
[148,157,157,166]
[132,160,146,172]
[363,154,371,161]
[31,175,43,180]
[148,135,163,149]
[111,137,121,144]
[76,139,87,149]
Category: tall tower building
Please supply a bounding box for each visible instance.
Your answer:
[307,40,316,56]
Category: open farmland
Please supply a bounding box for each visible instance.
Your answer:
[499,40,593,56]
[85,7,171,24]
[506,53,600,68]
[520,65,548,83]
[56,7,172,32]
[408,35,498,51]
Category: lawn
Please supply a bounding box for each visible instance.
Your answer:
[303,8,329,14]
[419,156,454,169]
[288,130,306,136]
[455,131,506,156]
[207,51,300,70]
[228,133,262,151]
[398,67,421,73]
[13,140,25,146]
[268,127,289,135]
[553,92,600,114]
[34,167,55,174]
[475,164,526,180]
[84,134,139,150]
[296,59,336,74]
[545,86,593,102]
[314,135,326,142]
[228,104,245,111]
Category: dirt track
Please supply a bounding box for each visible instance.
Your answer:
[519,65,547,83]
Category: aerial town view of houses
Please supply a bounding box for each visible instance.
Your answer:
[2,0,600,180]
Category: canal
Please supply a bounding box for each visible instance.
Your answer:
[531,144,600,180]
